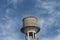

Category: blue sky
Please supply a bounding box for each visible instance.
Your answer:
[0,0,60,40]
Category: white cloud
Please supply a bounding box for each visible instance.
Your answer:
[38,17,55,28]
[0,14,21,40]
[38,17,60,40]
[56,29,60,34]
[7,0,23,8]
[35,0,60,14]
[40,34,60,40]
[38,18,53,36]
[35,0,60,30]
[3,36,22,40]
[52,11,60,18]
[54,35,60,40]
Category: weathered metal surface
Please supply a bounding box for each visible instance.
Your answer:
[23,16,38,27]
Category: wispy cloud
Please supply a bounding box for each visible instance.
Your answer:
[0,11,22,40]
[7,0,23,8]
[40,34,60,40]
[35,0,60,40]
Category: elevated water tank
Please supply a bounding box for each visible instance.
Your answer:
[21,16,40,33]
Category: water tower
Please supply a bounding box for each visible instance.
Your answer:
[21,16,40,40]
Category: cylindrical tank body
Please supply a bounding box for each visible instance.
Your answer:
[23,16,38,27]
[21,16,40,33]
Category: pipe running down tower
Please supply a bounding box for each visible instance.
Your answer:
[21,16,40,40]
